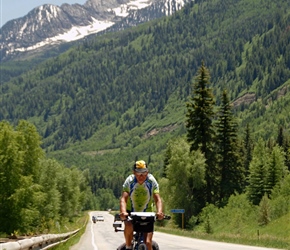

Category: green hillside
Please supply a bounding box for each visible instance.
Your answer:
[1,0,289,171]
[1,1,290,247]
[0,0,289,174]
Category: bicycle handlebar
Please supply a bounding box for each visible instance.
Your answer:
[121,213,171,222]
[113,213,171,232]
[163,215,171,220]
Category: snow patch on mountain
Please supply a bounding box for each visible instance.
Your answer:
[15,18,114,52]
[0,0,191,61]
[15,0,151,52]
[111,0,151,17]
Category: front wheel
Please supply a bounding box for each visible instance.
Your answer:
[152,240,159,250]
[138,243,147,250]
[136,241,159,250]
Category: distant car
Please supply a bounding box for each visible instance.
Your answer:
[96,215,104,221]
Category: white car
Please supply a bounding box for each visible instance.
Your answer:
[96,215,104,221]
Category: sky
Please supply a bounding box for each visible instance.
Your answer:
[0,0,87,27]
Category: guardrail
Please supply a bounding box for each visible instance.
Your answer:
[0,229,79,250]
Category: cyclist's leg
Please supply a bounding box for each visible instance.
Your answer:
[124,221,133,249]
[144,232,153,250]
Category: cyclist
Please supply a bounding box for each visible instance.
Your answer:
[120,160,164,250]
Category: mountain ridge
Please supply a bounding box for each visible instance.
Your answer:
[0,0,189,62]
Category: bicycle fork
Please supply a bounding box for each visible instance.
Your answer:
[134,232,147,250]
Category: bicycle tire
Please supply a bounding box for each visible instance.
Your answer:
[138,243,147,250]
[116,243,126,250]
[117,239,158,250]
[152,240,159,250]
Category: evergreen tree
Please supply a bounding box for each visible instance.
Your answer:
[163,140,173,178]
[265,145,287,194]
[243,123,254,181]
[276,126,290,171]
[284,139,290,171]
[276,126,284,147]
[185,61,217,204]
[247,139,269,205]
[216,90,245,206]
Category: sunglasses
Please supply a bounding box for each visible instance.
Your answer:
[135,172,148,176]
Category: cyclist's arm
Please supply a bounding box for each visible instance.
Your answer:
[153,193,164,219]
[120,191,129,220]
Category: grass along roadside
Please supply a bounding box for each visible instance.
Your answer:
[155,226,288,249]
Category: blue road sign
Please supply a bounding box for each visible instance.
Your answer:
[170,209,185,213]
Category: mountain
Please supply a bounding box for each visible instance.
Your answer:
[1,0,290,173]
[0,0,189,62]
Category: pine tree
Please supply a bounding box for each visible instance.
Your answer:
[247,139,269,205]
[265,145,286,194]
[276,126,290,171]
[284,139,290,171]
[276,126,284,147]
[243,123,253,185]
[185,61,217,204]
[216,90,245,206]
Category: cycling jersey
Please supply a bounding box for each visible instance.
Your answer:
[122,173,159,212]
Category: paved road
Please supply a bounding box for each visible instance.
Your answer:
[70,211,123,250]
[70,211,284,250]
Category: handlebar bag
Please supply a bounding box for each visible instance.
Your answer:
[131,212,155,233]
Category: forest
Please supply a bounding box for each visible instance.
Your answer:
[161,62,290,234]
[0,0,290,244]
[0,120,93,234]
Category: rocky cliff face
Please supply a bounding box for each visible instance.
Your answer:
[0,0,190,61]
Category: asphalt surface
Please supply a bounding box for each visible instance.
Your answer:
[69,211,284,250]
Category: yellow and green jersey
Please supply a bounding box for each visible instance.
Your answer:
[123,174,159,212]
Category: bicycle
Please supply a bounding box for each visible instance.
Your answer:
[113,212,171,250]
